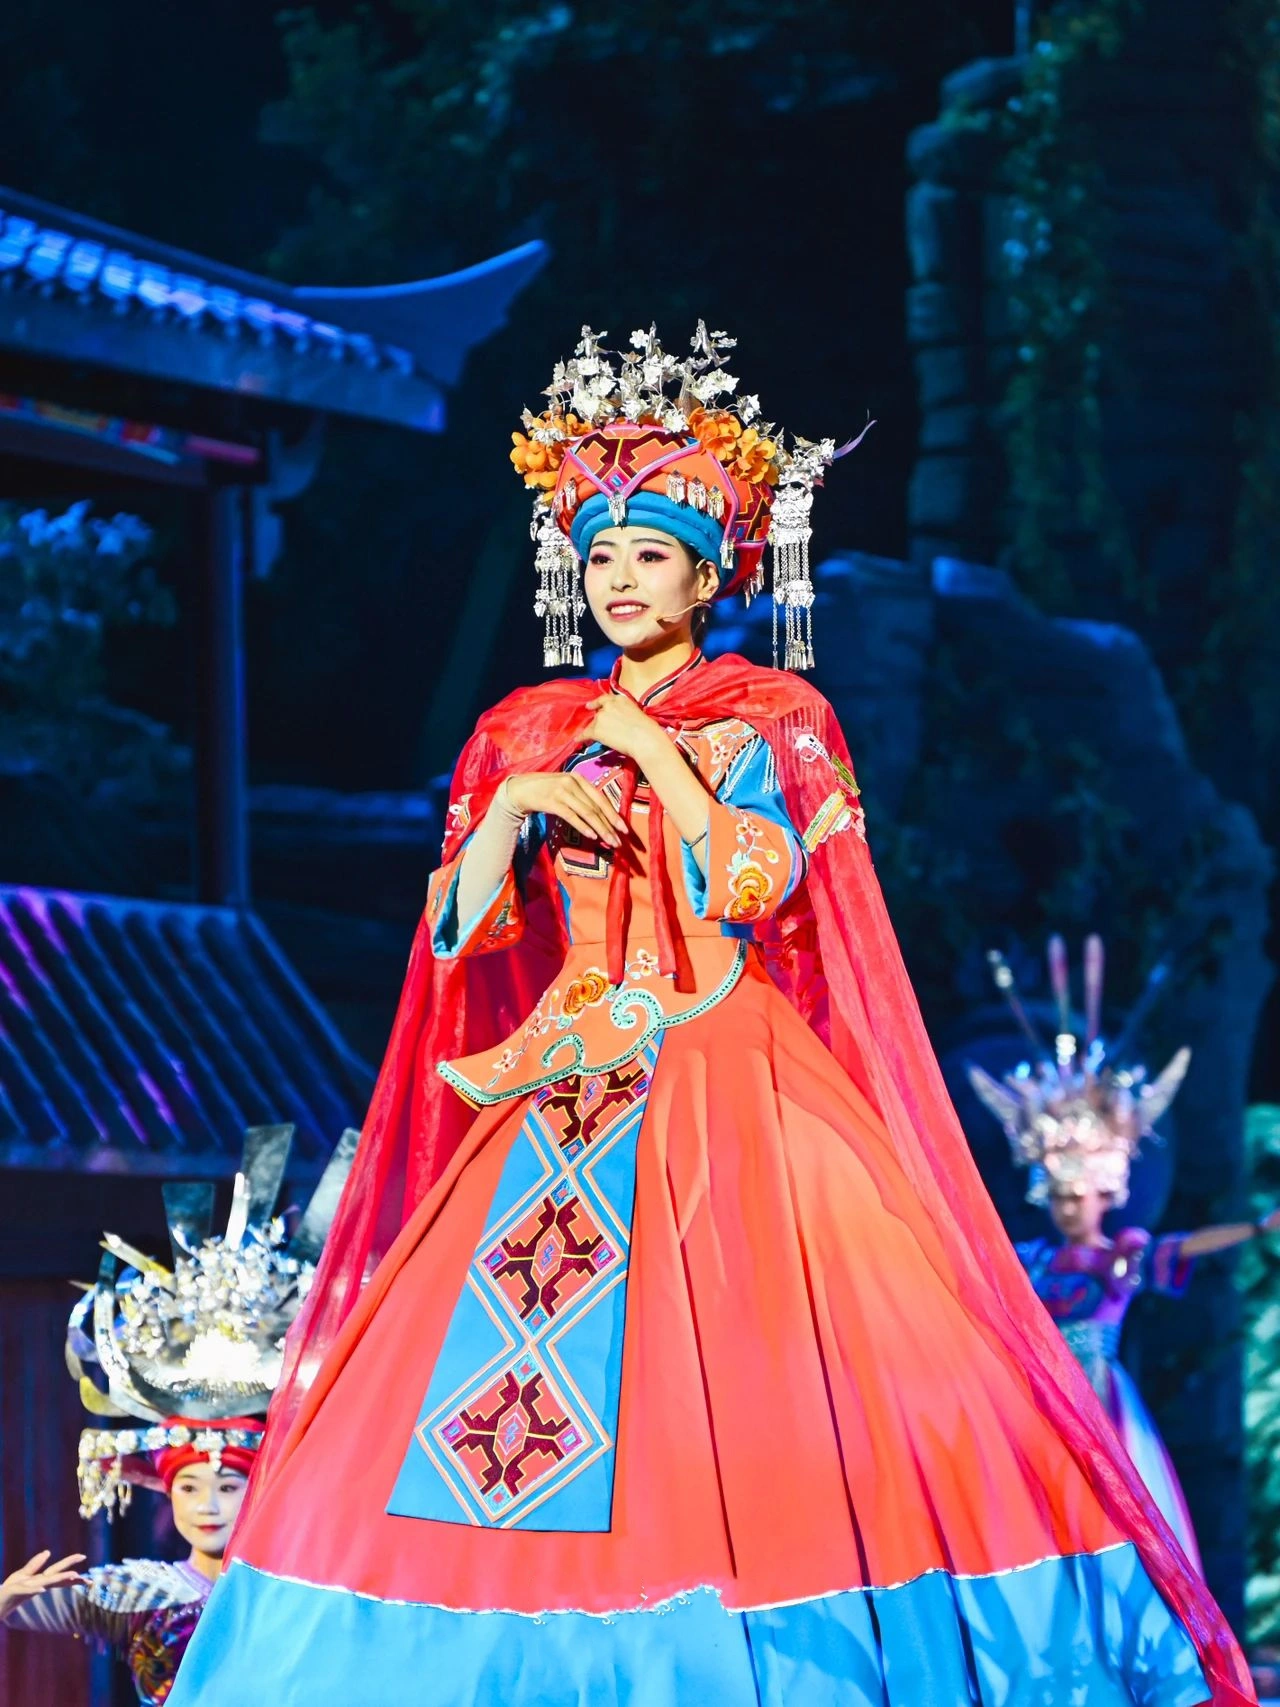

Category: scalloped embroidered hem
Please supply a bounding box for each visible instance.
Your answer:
[168,1543,1209,1707]
[437,941,748,1107]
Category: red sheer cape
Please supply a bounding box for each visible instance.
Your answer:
[244,654,1250,1703]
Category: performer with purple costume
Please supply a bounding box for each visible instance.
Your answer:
[969,935,1280,1577]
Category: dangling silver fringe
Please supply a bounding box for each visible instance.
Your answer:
[532,505,584,668]
[742,553,765,609]
[768,480,816,671]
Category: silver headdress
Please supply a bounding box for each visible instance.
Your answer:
[68,1122,357,1518]
[966,934,1190,1207]
[512,324,872,671]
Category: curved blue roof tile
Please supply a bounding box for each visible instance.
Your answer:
[0,887,373,1176]
[0,186,548,432]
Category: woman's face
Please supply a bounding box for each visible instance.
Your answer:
[1048,1185,1109,1242]
[169,1461,249,1560]
[583,526,719,653]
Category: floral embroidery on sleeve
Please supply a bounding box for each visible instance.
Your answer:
[683,731,802,925]
[725,811,783,922]
[794,729,866,847]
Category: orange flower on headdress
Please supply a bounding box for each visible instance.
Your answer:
[510,412,587,491]
[729,427,779,487]
[688,407,742,462]
[689,408,778,487]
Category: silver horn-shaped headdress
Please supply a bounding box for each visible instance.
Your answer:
[67,1122,358,1517]
[966,934,1190,1207]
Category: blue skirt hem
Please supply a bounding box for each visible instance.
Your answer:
[169,1541,1209,1707]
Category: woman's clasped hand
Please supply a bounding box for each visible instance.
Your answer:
[503,770,628,849]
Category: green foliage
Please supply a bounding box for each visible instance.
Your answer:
[1184,0,1280,792]
[0,2,310,270]
[253,0,1008,778]
[942,1,1280,808]
[0,3,102,212]
[262,0,994,286]
[0,502,180,797]
[1241,1105,1280,1645]
[945,1,1143,608]
[998,2,1143,606]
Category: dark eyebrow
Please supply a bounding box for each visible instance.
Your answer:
[588,535,677,553]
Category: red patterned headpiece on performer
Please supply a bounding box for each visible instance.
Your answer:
[154,1418,264,1488]
[73,1417,266,1518]
[510,324,871,671]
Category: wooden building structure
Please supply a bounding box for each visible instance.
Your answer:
[0,185,545,1705]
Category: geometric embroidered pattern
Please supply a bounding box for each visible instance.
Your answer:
[436,1351,585,1513]
[386,1042,658,1531]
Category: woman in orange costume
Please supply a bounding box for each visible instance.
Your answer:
[171,327,1253,1706]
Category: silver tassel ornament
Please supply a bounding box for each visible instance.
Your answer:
[532,505,584,668]
[768,478,817,671]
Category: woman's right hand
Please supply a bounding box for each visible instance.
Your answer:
[503,773,627,849]
[0,1551,86,1618]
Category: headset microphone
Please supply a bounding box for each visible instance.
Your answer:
[654,599,710,628]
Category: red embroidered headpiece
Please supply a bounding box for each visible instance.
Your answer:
[548,424,775,603]
[155,1417,264,1488]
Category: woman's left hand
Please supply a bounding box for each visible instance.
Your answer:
[585,694,668,767]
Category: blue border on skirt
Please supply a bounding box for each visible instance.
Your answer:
[169,1541,1209,1707]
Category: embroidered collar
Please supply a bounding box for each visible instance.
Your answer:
[175,1560,216,1599]
[608,648,706,709]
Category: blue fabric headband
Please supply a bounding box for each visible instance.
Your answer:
[569,492,728,584]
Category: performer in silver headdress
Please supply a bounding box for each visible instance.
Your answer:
[0,1123,354,1706]
[969,935,1280,1575]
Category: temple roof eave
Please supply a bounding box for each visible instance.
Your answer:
[0,186,548,432]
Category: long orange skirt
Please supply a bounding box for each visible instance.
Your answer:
[170,957,1207,1706]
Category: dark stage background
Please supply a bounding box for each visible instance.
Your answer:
[1,2,1279,1702]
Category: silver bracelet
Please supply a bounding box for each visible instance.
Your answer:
[687,827,709,853]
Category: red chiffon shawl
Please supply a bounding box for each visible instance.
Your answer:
[245,654,1251,1703]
